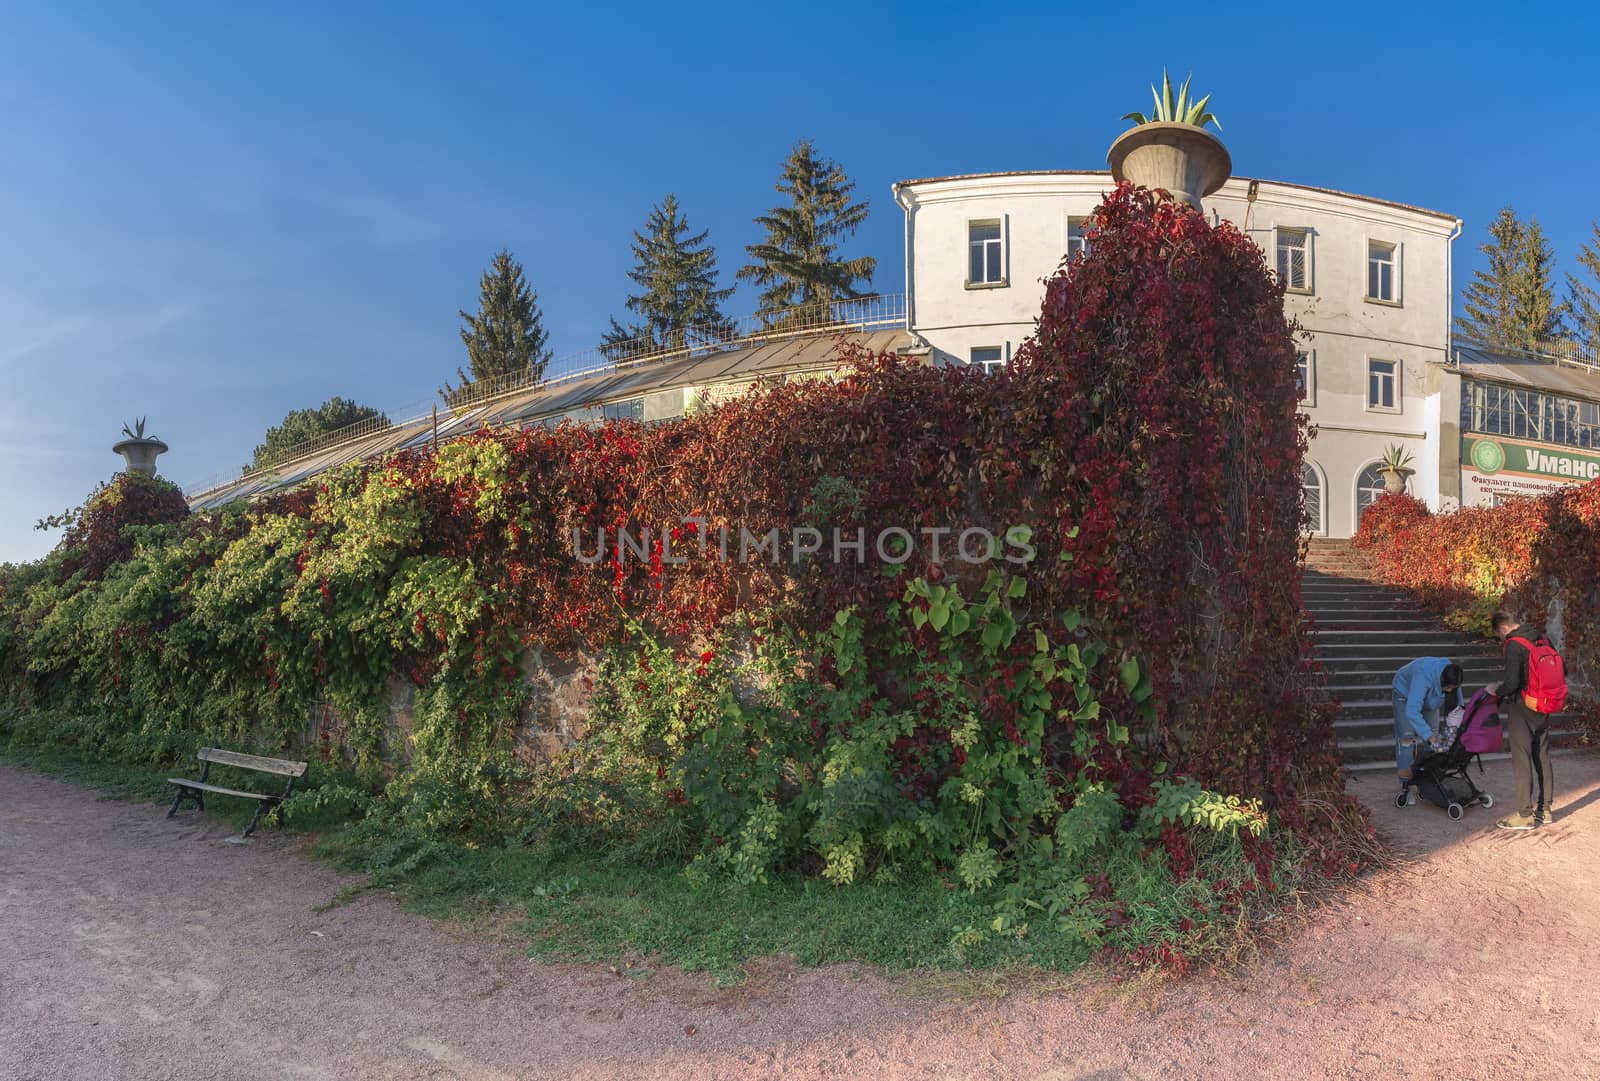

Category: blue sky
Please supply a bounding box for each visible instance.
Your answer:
[3,0,1597,563]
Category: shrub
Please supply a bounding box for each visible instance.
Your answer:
[1356,478,1599,688]
[0,183,1366,951]
[50,472,191,581]
[1352,492,1431,552]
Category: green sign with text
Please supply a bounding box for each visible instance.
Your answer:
[1463,436,1600,481]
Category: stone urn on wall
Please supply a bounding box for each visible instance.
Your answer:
[112,417,169,476]
[1379,443,1415,496]
[1106,71,1231,211]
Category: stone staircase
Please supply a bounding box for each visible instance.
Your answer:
[1303,539,1515,771]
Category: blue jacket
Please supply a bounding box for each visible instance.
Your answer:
[1392,657,1463,740]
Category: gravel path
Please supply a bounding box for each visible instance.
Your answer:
[3,756,1597,1081]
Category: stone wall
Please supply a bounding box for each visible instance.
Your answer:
[308,648,600,768]
[515,646,599,761]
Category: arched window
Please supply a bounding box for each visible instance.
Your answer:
[1356,462,1387,520]
[1301,462,1326,535]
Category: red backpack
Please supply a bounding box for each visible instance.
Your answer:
[1509,635,1568,714]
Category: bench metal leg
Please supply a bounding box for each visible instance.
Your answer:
[166,787,204,818]
[241,799,277,839]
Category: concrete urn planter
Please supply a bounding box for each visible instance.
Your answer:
[1380,467,1414,496]
[113,436,169,476]
[1106,122,1232,211]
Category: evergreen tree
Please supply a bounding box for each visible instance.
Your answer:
[738,139,876,325]
[1455,207,1565,351]
[250,397,388,472]
[442,249,552,402]
[1566,221,1600,358]
[602,194,734,359]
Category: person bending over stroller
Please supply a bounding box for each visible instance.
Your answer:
[1391,658,1464,803]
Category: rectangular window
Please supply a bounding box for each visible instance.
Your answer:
[602,399,644,421]
[1367,241,1397,302]
[1066,216,1091,261]
[1276,228,1310,292]
[971,346,1005,374]
[967,220,1004,286]
[1367,359,1397,411]
[1295,350,1315,404]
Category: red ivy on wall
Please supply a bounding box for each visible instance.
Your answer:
[4,183,1367,863]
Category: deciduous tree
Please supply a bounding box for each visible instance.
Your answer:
[250,397,388,471]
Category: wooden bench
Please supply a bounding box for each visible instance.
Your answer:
[166,748,309,838]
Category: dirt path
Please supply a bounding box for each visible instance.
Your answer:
[3,757,1598,1081]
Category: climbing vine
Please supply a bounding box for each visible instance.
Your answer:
[1,184,1366,955]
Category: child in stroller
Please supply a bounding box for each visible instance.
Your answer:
[1397,688,1504,819]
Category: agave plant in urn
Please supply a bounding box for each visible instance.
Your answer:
[112,417,169,476]
[1379,442,1416,495]
[1107,70,1232,211]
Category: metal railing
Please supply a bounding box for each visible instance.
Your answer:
[445,292,908,408]
[185,292,907,501]
[1454,337,1600,375]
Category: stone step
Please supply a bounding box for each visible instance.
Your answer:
[1315,634,1501,650]
[1338,699,1417,720]
[1319,654,1505,673]
[1301,583,1408,596]
[1300,585,1412,600]
[1317,654,1503,674]
[1313,629,1494,647]
[1334,718,1404,739]
[1303,604,1432,613]
[1312,619,1457,632]
[1324,671,1504,694]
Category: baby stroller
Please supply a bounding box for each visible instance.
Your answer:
[1396,688,1504,820]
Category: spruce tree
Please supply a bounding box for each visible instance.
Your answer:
[1455,207,1565,351]
[442,249,552,402]
[602,194,734,359]
[1566,221,1600,358]
[738,139,876,326]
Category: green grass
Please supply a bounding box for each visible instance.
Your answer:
[312,817,1099,983]
[0,738,1099,983]
[1,741,180,801]
[1,733,1302,989]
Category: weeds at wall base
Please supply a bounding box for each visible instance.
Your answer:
[3,724,1311,986]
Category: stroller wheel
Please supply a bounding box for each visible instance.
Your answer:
[1447,803,1465,820]
[1395,791,1409,808]
[1479,793,1494,809]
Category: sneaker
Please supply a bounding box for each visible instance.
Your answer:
[1406,789,1416,806]
[1497,811,1539,831]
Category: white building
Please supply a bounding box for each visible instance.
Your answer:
[892,171,1464,538]
[193,167,1600,535]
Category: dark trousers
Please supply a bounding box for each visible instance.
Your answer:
[1505,698,1554,820]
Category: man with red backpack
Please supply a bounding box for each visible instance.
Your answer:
[1490,611,1567,830]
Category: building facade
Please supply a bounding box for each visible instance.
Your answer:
[1438,341,1600,509]
[191,169,1600,535]
[892,171,1465,538]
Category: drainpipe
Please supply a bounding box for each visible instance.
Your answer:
[1442,216,1465,511]
[1445,217,1463,361]
[893,183,921,347]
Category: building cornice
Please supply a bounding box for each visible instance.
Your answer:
[892,171,1460,234]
